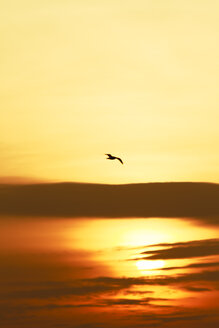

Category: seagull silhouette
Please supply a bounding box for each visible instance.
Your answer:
[105,154,123,164]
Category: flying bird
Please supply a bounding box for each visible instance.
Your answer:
[105,153,123,164]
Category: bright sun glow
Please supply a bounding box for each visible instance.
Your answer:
[136,260,165,271]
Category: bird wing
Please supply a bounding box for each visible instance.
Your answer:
[116,157,123,164]
[105,153,112,157]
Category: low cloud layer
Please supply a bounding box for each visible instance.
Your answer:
[138,238,219,260]
[1,247,219,328]
[159,261,219,271]
[0,182,219,224]
[2,269,219,301]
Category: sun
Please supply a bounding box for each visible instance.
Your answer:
[136,260,165,271]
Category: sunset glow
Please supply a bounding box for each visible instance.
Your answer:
[136,260,165,271]
[1,1,219,327]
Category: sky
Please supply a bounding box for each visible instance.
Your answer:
[1,213,219,328]
[1,1,219,328]
[0,182,219,327]
[1,0,219,183]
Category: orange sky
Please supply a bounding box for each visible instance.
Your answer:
[1,0,219,183]
[1,216,219,327]
[1,2,219,326]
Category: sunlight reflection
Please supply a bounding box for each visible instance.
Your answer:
[136,260,165,271]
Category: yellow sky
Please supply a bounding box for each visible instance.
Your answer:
[1,0,219,183]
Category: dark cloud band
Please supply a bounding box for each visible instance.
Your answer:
[0,182,219,224]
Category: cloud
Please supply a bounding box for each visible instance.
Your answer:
[182,286,211,292]
[0,276,151,301]
[99,297,166,306]
[136,310,219,328]
[6,269,218,301]
[159,261,219,271]
[1,270,218,327]
[22,297,169,309]
[138,238,219,260]
[1,301,218,328]
[89,270,219,289]
[0,182,219,224]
